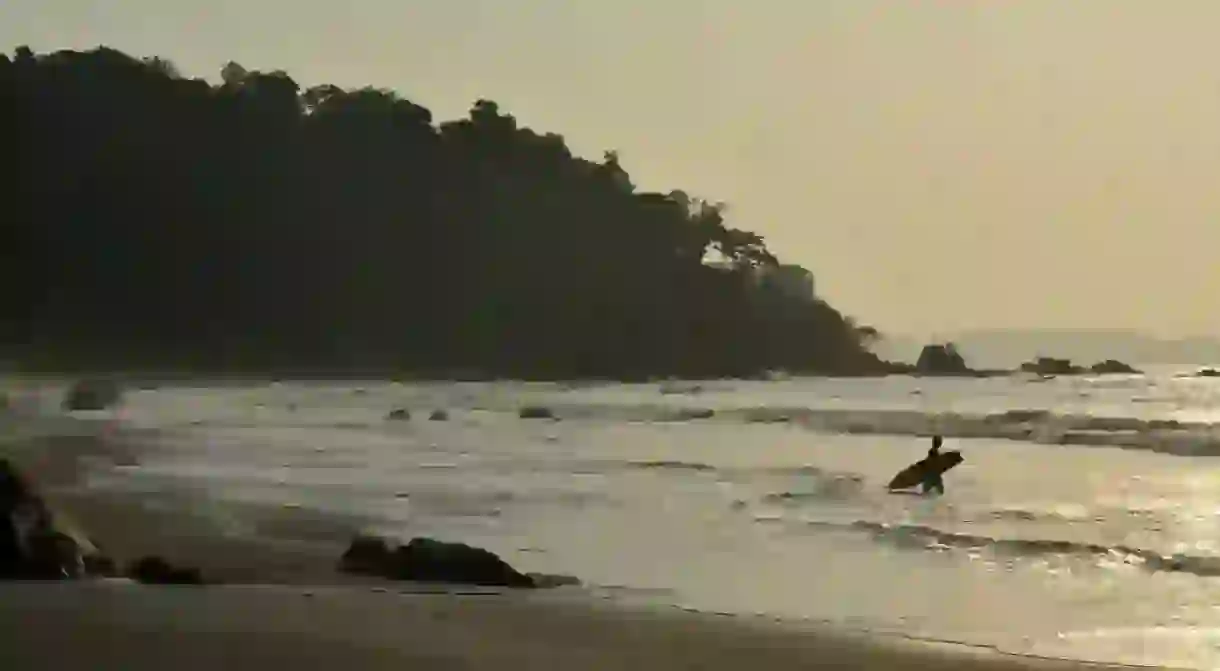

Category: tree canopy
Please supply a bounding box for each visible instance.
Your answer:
[1,46,893,379]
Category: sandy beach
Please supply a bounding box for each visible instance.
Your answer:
[0,579,1159,671]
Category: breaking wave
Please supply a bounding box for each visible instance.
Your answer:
[820,520,1220,579]
[486,402,1220,457]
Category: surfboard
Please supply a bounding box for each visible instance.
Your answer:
[886,450,963,490]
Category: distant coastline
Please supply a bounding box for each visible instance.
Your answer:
[875,329,1220,369]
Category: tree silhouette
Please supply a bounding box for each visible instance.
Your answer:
[2,46,895,379]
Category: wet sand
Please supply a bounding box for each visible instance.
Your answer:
[0,579,1160,671]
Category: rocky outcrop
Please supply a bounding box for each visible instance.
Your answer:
[914,343,971,376]
[1089,359,1142,375]
[1018,357,1142,376]
[338,535,391,575]
[0,458,110,580]
[62,378,123,411]
[1019,357,1083,376]
[339,534,541,588]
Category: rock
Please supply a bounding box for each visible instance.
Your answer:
[428,409,449,421]
[1197,368,1219,378]
[62,378,123,411]
[915,343,971,376]
[519,406,554,420]
[1018,357,1084,376]
[338,535,537,588]
[24,531,80,578]
[527,572,581,588]
[0,458,99,580]
[1089,359,1141,375]
[127,555,204,585]
[389,538,535,587]
[83,553,118,577]
[338,534,392,576]
[386,408,410,420]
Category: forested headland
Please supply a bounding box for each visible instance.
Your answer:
[2,46,897,379]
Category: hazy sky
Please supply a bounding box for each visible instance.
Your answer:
[5,1,1220,339]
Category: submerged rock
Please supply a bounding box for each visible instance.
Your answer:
[428,409,449,421]
[518,406,554,420]
[62,378,123,411]
[338,535,540,588]
[676,408,715,420]
[1019,357,1084,376]
[386,408,410,420]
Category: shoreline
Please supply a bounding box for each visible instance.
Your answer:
[14,467,1179,669]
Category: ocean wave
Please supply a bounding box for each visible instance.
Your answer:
[808,519,1220,578]
[626,460,718,472]
[483,402,1220,457]
[24,379,1220,457]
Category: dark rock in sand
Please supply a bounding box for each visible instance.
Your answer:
[62,378,123,411]
[127,555,204,585]
[1197,368,1219,378]
[390,538,535,587]
[386,408,410,421]
[0,458,100,580]
[428,409,449,421]
[519,406,555,420]
[338,535,538,588]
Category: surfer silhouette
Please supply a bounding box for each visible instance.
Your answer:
[921,435,945,494]
[886,435,962,495]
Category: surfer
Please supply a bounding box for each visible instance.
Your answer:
[886,435,961,495]
[920,435,945,495]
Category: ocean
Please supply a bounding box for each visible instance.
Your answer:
[4,368,1220,668]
